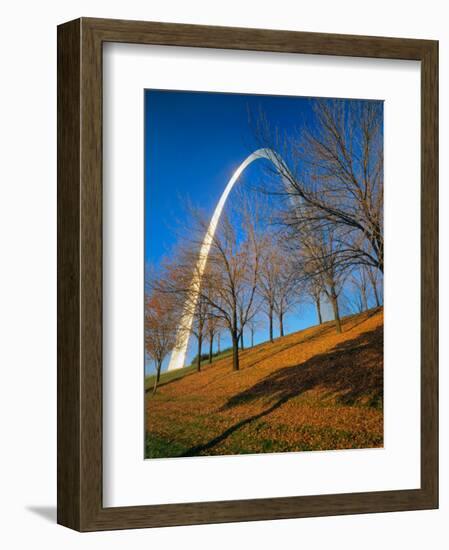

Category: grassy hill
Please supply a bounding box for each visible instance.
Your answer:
[144,347,234,392]
[145,308,383,458]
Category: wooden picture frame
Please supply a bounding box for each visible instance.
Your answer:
[57,17,438,531]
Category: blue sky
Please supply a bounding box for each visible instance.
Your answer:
[144,90,367,373]
[144,89,318,267]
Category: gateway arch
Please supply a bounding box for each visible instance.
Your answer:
[167,148,291,372]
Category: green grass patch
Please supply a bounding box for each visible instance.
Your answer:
[367,392,383,410]
[189,346,233,367]
[145,364,197,391]
[145,433,188,458]
[145,347,236,391]
[192,422,383,456]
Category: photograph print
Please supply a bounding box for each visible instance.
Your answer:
[144,89,384,459]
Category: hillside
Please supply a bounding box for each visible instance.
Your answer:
[145,308,383,458]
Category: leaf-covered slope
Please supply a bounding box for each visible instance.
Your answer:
[146,308,383,458]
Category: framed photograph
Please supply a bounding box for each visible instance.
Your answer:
[57,17,438,531]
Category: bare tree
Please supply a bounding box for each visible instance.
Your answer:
[205,305,223,364]
[350,266,370,312]
[247,315,263,347]
[294,222,347,333]
[191,294,208,372]
[151,258,206,373]
[366,265,382,307]
[201,207,262,370]
[238,306,246,350]
[257,236,280,342]
[162,196,262,372]
[350,264,383,313]
[274,258,301,337]
[257,230,301,341]
[217,330,222,354]
[305,275,324,325]
[144,289,178,394]
[254,98,384,274]
[238,284,262,350]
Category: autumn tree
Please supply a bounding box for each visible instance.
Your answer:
[154,255,212,373]
[144,289,178,394]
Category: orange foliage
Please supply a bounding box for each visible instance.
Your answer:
[146,308,384,457]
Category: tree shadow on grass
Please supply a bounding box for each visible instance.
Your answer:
[224,325,383,409]
[181,394,293,456]
[180,325,383,456]
[241,323,335,370]
[342,307,382,333]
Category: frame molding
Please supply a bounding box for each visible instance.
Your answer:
[57,17,438,531]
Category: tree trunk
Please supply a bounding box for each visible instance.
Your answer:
[196,333,202,372]
[231,331,240,371]
[153,361,162,394]
[240,330,245,350]
[367,267,381,307]
[208,333,213,364]
[269,306,274,342]
[315,297,323,325]
[279,311,284,337]
[362,287,368,311]
[251,328,254,347]
[371,279,380,307]
[330,292,342,333]
[357,294,363,313]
